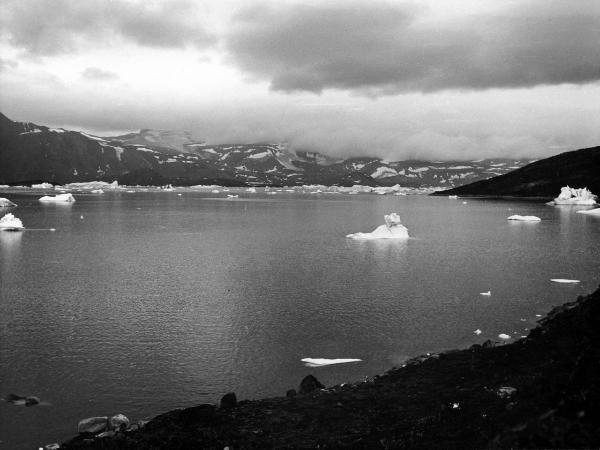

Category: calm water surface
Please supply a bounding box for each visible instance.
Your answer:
[1,189,599,449]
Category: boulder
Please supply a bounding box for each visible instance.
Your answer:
[77,416,109,434]
[299,375,325,394]
[109,414,130,431]
[286,389,297,398]
[25,396,40,406]
[220,392,237,409]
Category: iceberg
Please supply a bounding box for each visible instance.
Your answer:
[550,186,597,205]
[65,181,118,190]
[90,189,104,194]
[39,193,76,203]
[31,182,53,189]
[346,213,409,240]
[301,358,362,367]
[550,279,580,283]
[576,208,600,216]
[0,213,24,231]
[507,215,541,221]
[0,198,17,207]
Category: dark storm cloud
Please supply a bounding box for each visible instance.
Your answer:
[225,1,600,94]
[81,67,119,81]
[0,0,214,56]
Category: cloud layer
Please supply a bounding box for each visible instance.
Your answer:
[225,1,600,94]
[0,0,214,56]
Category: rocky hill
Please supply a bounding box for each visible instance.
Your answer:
[434,146,600,198]
[0,113,532,187]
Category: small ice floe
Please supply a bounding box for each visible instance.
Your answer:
[549,186,597,205]
[301,358,362,367]
[0,213,24,231]
[507,215,541,221]
[31,182,53,189]
[550,279,580,284]
[535,314,542,317]
[211,190,220,194]
[227,194,239,198]
[0,198,17,207]
[448,195,458,199]
[177,193,182,196]
[480,291,491,296]
[80,215,84,220]
[451,402,460,409]
[576,208,600,216]
[90,189,104,194]
[474,329,482,335]
[498,333,511,340]
[39,193,76,203]
[346,213,409,240]
[462,201,468,204]
[246,187,257,193]
[497,386,517,399]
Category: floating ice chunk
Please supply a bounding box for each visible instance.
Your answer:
[448,195,458,199]
[480,291,491,296]
[347,213,409,240]
[32,182,53,189]
[576,208,600,216]
[550,279,580,283]
[0,213,24,231]
[507,215,541,221]
[211,190,220,193]
[462,201,468,204]
[550,186,597,205]
[246,187,257,193]
[90,189,104,194]
[0,198,17,207]
[474,329,482,335]
[39,193,76,203]
[301,358,362,367]
[498,334,511,340]
[227,194,239,198]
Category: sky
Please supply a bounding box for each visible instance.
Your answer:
[0,0,599,161]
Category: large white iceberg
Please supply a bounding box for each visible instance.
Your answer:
[576,208,600,216]
[550,186,597,205]
[507,215,541,221]
[0,198,17,207]
[347,213,409,240]
[0,213,24,231]
[39,193,76,203]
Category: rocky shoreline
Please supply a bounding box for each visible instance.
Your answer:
[58,286,600,449]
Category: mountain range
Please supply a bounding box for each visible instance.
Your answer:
[0,113,533,187]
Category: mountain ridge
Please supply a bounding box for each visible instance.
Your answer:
[0,113,532,187]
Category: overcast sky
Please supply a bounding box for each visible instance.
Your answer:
[1,0,599,161]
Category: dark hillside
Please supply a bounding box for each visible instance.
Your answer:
[434,146,600,197]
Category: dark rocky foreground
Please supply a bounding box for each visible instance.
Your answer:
[61,286,600,449]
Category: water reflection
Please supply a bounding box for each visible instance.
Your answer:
[0,229,23,251]
[345,237,408,258]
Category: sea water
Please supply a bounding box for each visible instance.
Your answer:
[1,190,599,449]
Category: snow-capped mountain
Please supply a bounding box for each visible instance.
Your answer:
[0,113,533,187]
